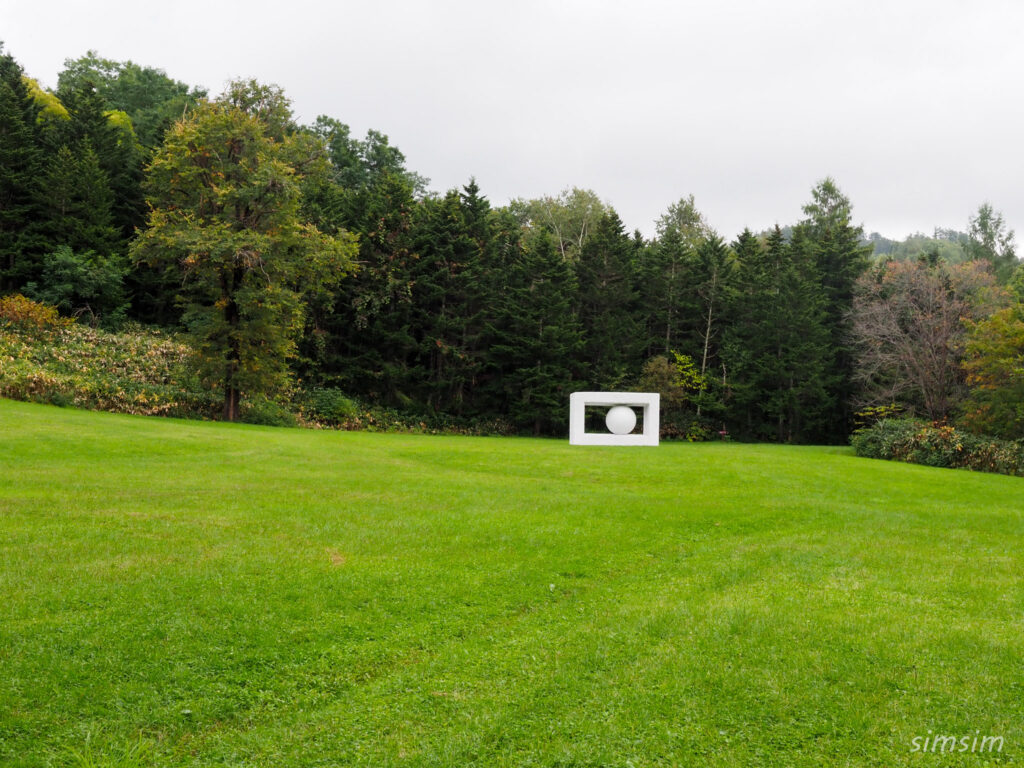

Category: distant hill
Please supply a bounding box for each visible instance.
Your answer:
[864,229,971,263]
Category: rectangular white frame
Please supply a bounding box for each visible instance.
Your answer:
[569,392,660,446]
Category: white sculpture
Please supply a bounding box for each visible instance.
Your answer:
[569,392,660,446]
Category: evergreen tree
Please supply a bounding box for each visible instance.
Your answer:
[795,178,872,441]
[306,171,422,405]
[638,225,693,358]
[576,210,641,388]
[689,234,736,418]
[724,227,832,441]
[57,81,145,244]
[487,229,582,434]
[404,180,497,415]
[0,46,46,291]
[35,142,120,257]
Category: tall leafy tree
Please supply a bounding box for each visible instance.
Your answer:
[967,202,1018,283]
[655,194,713,247]
[58,51,206,151]
[309,115,428,205]
[850,258,1005,422]
[508,188,609,262]
[961,299,1024,439]
[131,84,357,421]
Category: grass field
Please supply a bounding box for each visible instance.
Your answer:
[1,399,1022,767]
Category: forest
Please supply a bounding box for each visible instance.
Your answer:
[2,44,1022,445]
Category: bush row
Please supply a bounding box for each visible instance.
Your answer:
[851,418,1024,477]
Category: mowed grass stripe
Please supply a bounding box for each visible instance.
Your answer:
[1,398,1022,767]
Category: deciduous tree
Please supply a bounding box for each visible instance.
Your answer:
[967,202,1018,283]
[851,259,1004,421]
[961,301,1024,439]
[131,85,357,420]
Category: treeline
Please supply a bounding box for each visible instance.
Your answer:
[2,45,1021,442]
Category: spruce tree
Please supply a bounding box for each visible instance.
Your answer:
[576,211,641,388]
[690,234,736,418]
[724,227,832,442]
[488,229,583,435]
[0,48,45,291]
[408,184,494,414]
[307,171,421,405]
[35,142,120,257]
[796,178,872,441]
[638,225,693,358]
[58,81,145,244]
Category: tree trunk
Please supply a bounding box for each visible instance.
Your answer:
[223,382,240,422]
[697,296,714,417]
[222,281,241,421]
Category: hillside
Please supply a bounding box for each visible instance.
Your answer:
[0,309,212,419]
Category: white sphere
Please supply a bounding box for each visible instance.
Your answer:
[605,405,637,435]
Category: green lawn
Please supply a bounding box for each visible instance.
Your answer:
[1,399,1021,767]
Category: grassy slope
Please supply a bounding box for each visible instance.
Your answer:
[1,399,1021,767]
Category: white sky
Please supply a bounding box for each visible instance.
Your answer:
[3,0,1023,241]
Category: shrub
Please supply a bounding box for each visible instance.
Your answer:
[0,319,217,419]
[22,246,128,329]
[239,396,297,427]
[850,418,921,460]
[300,387,359,425]
[851,418,1024,477]
[0,295,68,330]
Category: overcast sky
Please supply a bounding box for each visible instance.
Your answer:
[3,0,1023,241]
